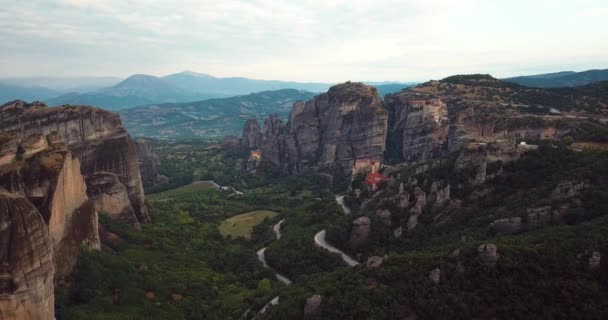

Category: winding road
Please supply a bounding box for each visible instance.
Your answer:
[257,219,291,285]
[256,196,358,315]
[312,195,359,266]
[313,230,359,266]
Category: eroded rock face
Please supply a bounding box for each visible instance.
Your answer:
[247,82,388,176]
[241,118,262,151]
[0,100,149,226]
[86,172,140,229]
[0,190,55,320]
[303,294,322,316]
[589,252,601,271]
[376,209,392,226]
[350,216,371,247]
[478,244,499,268]
[367,256,384,268]
[385,95,449,162]
[135,139,161,187]
[429,268,441,285]
[384,79,575,163]
[0,150,100,278]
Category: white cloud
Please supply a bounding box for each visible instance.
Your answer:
[0,0,606,81]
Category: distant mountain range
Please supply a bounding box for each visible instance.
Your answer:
[504,69,608,88]
[119,89,317,139]
[0,71,414,110]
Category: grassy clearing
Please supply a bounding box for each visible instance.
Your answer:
[219,210,278,240]
[147,181,217,200]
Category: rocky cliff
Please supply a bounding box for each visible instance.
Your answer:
[385,76,601,163]
[0,134,100,278]
[0,190,55,320]
[242,82,388,176]
[135,138,161,187]
[0,100,149,226]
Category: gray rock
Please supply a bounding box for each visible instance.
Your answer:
[376,209,392,226]
[478,244,499,268]
[349,216,371,247]
[589,251,601,271]
[366,256,383,268]
[429,268,441,285]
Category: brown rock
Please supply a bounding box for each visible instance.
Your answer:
[478,244,499,268]
[146,291,156,301]
[250,82,388,176]
[349,216,371,247]
[0,100,150,226]
[241,118,262,151]
[366,256,384,268]
[87,172,141,229]
[303,294,322,316]
[376,209,392,226]
[0,190,55,320]
[589,251,601,271]
[135,139,161,187]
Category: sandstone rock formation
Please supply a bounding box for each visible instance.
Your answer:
[478,244,499,268]
[385,77,578,164]
[385,94,449,161]
[0,145,100,278]
[447,249,465,274]
[366,256,384,268]
[303,294,322,316]
[350,216,371,248]
[86,172,140,229]
[429,268,441,285]
[589,251,601,271]
[0,100,149,226]
[376,209,392,226]
[0,190,55,320]
[243,82,388,176]
[241,118,262,151]
[135,139,161,187]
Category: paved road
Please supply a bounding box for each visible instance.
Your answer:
[313,230,359,267]
[336,195,351,215]
[273,219,285,240]
[256,247,292,285]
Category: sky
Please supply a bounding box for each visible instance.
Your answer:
[0,0,607,82]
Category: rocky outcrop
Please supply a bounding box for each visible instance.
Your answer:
[429,268,441,285]
[260,115,285,168]
[349,216,371,248]
[244,82,388,176]
[0,190,55,320]
[490,205,575,235]
[0,147,100,278]
[384,78,579,164]
[455,140,521,185]
[552,181,585,200]
[0,100,149,226]
[366,256,384,268]
[86,172,140,229]
[478,244,499,268]
[385,94,449,162]
[376,209,392,226]
[135,139,161,187]
[241,118,262,151]
[303,294,322,316]
[588,251,601,271]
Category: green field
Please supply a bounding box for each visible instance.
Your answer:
[219,210,278,239]
[147,181,217,199]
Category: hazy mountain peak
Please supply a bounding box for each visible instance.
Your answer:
[170,71,215,78]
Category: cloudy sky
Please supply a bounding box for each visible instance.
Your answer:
[0,0,607,82]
